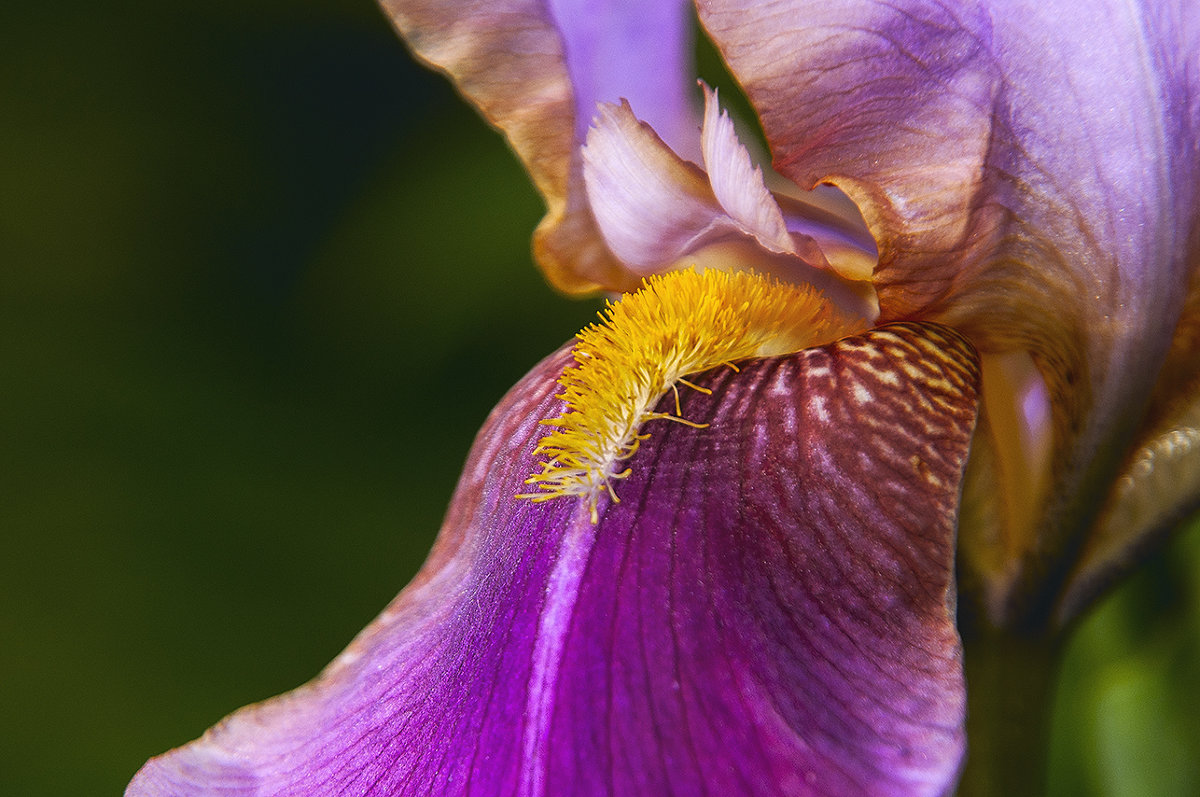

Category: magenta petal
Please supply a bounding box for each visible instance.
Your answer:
[128,324,979,797]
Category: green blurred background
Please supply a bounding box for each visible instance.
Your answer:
[1,1,1196,794]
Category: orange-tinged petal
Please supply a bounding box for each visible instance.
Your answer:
[379,0,697,294]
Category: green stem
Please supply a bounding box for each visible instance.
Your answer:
[956,630,1062,797]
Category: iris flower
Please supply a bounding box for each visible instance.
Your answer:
[129,1,1200,795]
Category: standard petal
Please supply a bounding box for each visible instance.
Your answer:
[700,0,1200,622]
[379,0,696,294]
[696,0,999,313]
[547,0,697,156]
[128,323,979,797]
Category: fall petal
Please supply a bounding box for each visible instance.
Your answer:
[542,323,978,796]
[700,0,1200,622]
[379,0,697,294]
[128,349,578,797]
[128,323,980,797]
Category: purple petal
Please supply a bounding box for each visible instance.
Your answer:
[379,0,696,293]
[548,0,697,157]
[129,323,979,796]
[699,0,1200,620]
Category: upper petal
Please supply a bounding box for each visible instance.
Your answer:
[547,0,697,156]
[379,0,696,293]
[128,322,980,797]
[696,0,1000,315]
[1057,2,1200,617]
[699,0,1200,622]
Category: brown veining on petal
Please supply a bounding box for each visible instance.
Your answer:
[700,0,1196,630]
[820,325,982,537]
